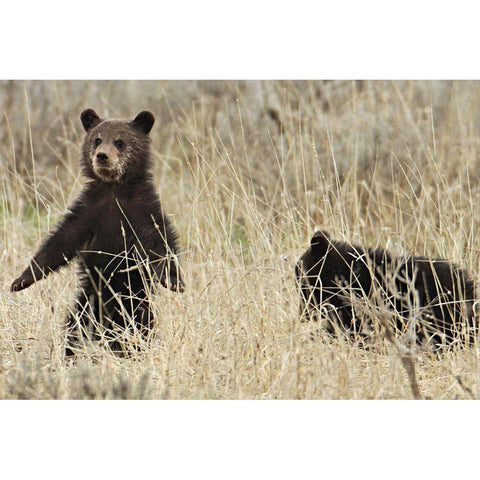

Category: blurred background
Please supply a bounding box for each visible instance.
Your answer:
[2,80,480,400]
[2,80,479,257]
[2,80,472,179]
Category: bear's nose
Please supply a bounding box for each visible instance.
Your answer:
[96,152,109,164]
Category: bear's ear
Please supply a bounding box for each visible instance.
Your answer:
[131,111,155,134]
[81,109,102,132]
[310,230,330,249]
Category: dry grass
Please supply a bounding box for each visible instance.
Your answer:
[1,80,480,399]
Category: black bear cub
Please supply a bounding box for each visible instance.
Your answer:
[11,109,184,357]
[295,230,477,349]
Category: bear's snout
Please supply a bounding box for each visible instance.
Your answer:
[96,152,109,165]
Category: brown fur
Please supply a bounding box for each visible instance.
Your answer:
[11,109,184,357]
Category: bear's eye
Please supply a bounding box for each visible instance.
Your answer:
[94,138,102,146]
[114,139,124,149]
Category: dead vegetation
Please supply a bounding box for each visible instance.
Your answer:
[2,80,480,399]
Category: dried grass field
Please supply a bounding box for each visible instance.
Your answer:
[2,80,480,399]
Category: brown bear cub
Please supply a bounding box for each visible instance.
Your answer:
[11,109,184,357]
[295,230,477,350]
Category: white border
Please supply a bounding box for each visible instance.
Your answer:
[2,1,479,78]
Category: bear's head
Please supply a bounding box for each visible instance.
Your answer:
[295,230,331,278]
[80,109,155,183]
[295,230,332,321]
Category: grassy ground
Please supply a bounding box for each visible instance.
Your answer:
[1,80,480,399]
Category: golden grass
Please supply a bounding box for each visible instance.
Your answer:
[1,80,480,399]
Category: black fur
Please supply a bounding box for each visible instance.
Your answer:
[295,230,477,349]
[131,111,155,134]
[11,109,184,357]
[80,109,101,132]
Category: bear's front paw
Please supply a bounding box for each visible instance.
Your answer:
[11,276,33,292]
